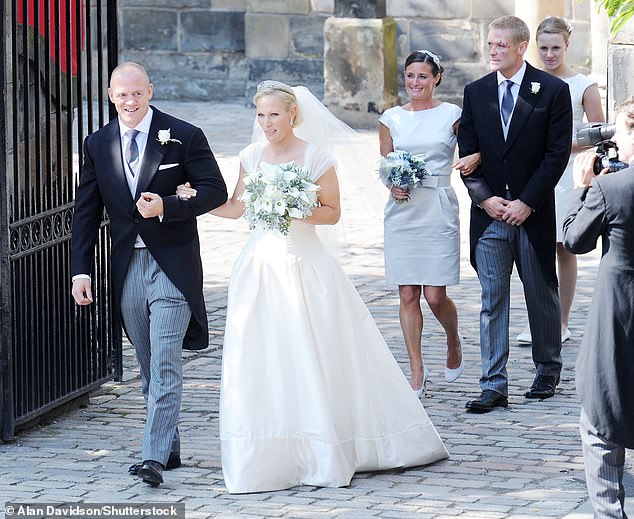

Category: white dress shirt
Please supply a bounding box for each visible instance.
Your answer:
[497,62,526,194]
[497,61,526,139]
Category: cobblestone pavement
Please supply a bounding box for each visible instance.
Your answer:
[1,101,632,518]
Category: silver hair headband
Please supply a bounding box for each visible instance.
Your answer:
[417,49,441,69]
[256,80,295,96]
[544,15,574,34]
[562,17,574,34]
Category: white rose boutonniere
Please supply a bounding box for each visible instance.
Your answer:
[157,128,182,146]
[530,82,541,95]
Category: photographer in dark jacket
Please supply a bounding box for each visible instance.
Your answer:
[563,95,634,519]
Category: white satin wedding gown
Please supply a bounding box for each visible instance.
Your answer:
[219,141,449,494]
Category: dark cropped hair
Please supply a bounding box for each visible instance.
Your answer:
[404,50,444,87]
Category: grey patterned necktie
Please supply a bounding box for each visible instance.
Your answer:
[125,129,140,176]
[500,80,514,125]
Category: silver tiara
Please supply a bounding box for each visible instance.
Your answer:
[417,49,441,69]
[256,80,295,95]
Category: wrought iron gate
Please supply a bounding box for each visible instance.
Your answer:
[1,1,120,441]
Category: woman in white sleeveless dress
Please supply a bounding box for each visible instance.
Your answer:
[181,81,448,493]
[516,17,605,344]
[379,50,480,396]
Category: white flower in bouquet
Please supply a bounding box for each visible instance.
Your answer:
[241,161,320,235]
[379,150,428,203]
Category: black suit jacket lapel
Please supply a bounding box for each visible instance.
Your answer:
[104,120,136,206]
[505,63,540,152]
[482,73,506,152]
[134,108,168,200]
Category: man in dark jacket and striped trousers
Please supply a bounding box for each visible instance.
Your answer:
[563,96,634,519]
[71,62,227,487]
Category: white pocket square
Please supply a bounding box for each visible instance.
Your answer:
[158,163,179,170]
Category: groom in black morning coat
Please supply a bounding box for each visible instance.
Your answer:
[71,62,227,485]
[457,16,572,412]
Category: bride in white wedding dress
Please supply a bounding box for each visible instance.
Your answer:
[180,80,448,494]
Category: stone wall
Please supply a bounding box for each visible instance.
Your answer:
[119,0,249,101]
[118,0,598,108]
[118,0,331,102]
[608,18,634,117]
[244,0,330,99]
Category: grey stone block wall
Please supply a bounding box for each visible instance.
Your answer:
[119,0,326,101]
[388,0,470,19]
[181,11,245,52]
[120,1,249,100]
[117,0,598,109]
[608,20,634,116]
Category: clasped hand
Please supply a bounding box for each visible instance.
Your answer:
[481,196,532,226]
[136,192,164,218]
[72,278,93,305]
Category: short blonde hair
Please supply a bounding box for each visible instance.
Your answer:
[253,80,303,128]
[489,15,530,44]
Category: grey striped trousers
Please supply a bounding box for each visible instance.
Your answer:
[474,220,562,395]
[120,248,191,465]
[580,408,629,518]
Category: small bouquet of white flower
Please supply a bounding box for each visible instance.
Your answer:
[379,150,429,203]
[240,161,320,235]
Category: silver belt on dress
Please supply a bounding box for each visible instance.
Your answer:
[419,176,451,188]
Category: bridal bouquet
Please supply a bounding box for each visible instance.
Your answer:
[379,150,429,203]
[241,161,320,235]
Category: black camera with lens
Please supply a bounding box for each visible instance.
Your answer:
[576,123,629,174]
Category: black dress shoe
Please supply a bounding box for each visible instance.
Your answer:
[129,452,181,476]
[524,375,559,399]
[465,389,508,413]
[137,460,164,487]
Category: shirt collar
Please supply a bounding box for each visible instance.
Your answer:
[497,61,527,87]
[118,107,153,138]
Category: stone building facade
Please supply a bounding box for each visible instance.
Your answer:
[119,0,600,111]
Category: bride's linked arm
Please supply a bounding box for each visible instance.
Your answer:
[176,165,247,219]
[175,164,340,224]
[302,166,341,226]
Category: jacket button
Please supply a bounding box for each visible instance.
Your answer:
[134,218,139,223]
